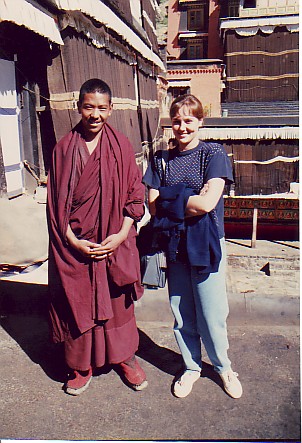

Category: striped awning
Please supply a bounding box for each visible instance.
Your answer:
[198,126,299,140]
[178,32,208,39]
[0,0,63,44]
[163,126,299,141]
[168,80,191,88]
[220,15,299,35]
[49,0,165,70]
[234,155,299,165]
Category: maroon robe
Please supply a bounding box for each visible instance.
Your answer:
[47,123,145,345]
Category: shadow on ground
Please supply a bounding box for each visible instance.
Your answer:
[137,328,223,394]
[1,280,193,385]
[226,239,253,248]
[0,311,67,383]
[137,329,182,376]
[0,280,66,379]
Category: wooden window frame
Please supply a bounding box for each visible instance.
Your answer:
[243,0,256,8]
[187,6,207,31]
[187,38,207,59]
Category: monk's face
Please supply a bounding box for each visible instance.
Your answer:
[78,92,113,139]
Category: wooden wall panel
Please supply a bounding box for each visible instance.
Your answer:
[107,0,133,24]
[47,28,151,156]
[142,0,159,51]
[224,27,299,102]
[223,140,299,195]
[137,67,160,150]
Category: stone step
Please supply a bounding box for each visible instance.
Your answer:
[227,255,299,272]
[134,284,300,326]
[226,269,299,298]
[227,267,299,280]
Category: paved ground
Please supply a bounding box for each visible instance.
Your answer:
[0,313,300,441]
[0,245,300,442]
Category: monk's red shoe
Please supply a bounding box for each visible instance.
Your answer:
[119,356,148,391]
[65,367,93,396]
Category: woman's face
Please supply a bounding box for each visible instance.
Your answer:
[171,105,202,150]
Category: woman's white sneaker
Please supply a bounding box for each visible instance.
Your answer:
[220,370,243,399]
[173,370,201,398]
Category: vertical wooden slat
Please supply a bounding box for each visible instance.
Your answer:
[251,207,258,248]
[224,140,299,195]
[225,28,298,102]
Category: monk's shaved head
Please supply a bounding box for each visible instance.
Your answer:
[79,78,112,105]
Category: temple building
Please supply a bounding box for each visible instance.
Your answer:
[0,0,164,198]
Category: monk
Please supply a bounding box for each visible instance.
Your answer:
[47,78,147,395]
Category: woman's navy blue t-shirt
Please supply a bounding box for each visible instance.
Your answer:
[143,142,233,239]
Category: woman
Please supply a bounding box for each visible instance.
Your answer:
[143,94,242,399]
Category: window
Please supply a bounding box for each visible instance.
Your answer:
[243,0,256,7]
[187,39,207,59]
[168,87,190,99]
[187,6,207,31]
[227,0,240,17]
[188,43,202,59]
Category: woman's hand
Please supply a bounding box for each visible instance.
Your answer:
[186,178,225,216]
[199,183,209,196]
[148,188,160,216]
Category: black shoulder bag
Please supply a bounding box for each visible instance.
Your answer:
[138,151,168,288]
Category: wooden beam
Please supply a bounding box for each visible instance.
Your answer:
[251,207,258,248]
[0,137,8,198]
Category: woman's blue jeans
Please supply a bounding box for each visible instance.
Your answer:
[167,238,231,374]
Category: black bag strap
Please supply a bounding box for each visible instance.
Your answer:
[160,149,169,186]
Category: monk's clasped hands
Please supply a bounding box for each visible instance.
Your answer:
[89,232,127,260]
